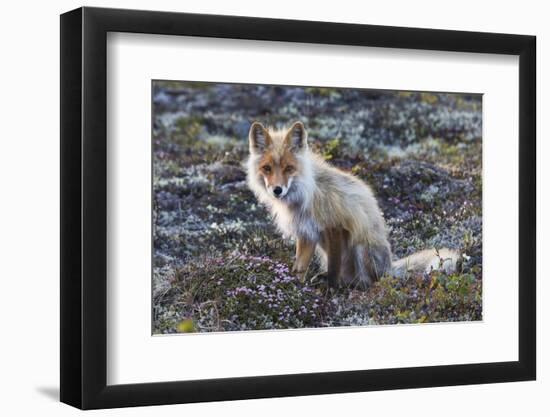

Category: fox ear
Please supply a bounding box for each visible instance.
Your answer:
[285,121,308,152]
[249,122,270,153]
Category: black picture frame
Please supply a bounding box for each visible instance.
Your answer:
[60,6,536,410]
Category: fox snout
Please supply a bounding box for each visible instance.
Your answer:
[266,182,291,199]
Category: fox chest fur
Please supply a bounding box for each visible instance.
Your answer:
[268,198,321,242]
[246,121,394,286]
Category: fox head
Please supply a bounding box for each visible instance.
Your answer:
[248,121,308,200]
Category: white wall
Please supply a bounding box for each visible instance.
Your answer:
[0,0,546,415]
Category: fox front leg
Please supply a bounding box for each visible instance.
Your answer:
[325,228,343,288]
[315,228,343,289]
[292,238,316,282]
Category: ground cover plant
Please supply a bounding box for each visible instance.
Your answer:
[152,82,482,333]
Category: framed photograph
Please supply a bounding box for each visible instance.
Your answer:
[60,6,536,409]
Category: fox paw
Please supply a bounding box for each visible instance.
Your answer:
[310,273,327,285]
[311,273,340,289]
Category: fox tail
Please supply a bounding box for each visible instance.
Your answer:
[392,248,459,279]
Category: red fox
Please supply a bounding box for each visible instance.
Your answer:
[246,121,458,289]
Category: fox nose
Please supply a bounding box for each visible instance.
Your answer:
[273,186,283,196]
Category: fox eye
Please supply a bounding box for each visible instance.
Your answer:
[261,165,272,173]
[284,165,295,174]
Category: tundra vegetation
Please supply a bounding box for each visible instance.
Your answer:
[152,81,482,333]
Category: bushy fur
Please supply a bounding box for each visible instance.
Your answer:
[246,121,457,288]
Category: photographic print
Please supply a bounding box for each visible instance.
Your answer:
[152,81,482,334]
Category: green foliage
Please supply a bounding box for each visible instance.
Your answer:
[364,271,481,325]
[322,138,341,160]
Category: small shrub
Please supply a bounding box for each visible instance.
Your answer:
[322,138,341,160]
[154,253,336,333]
